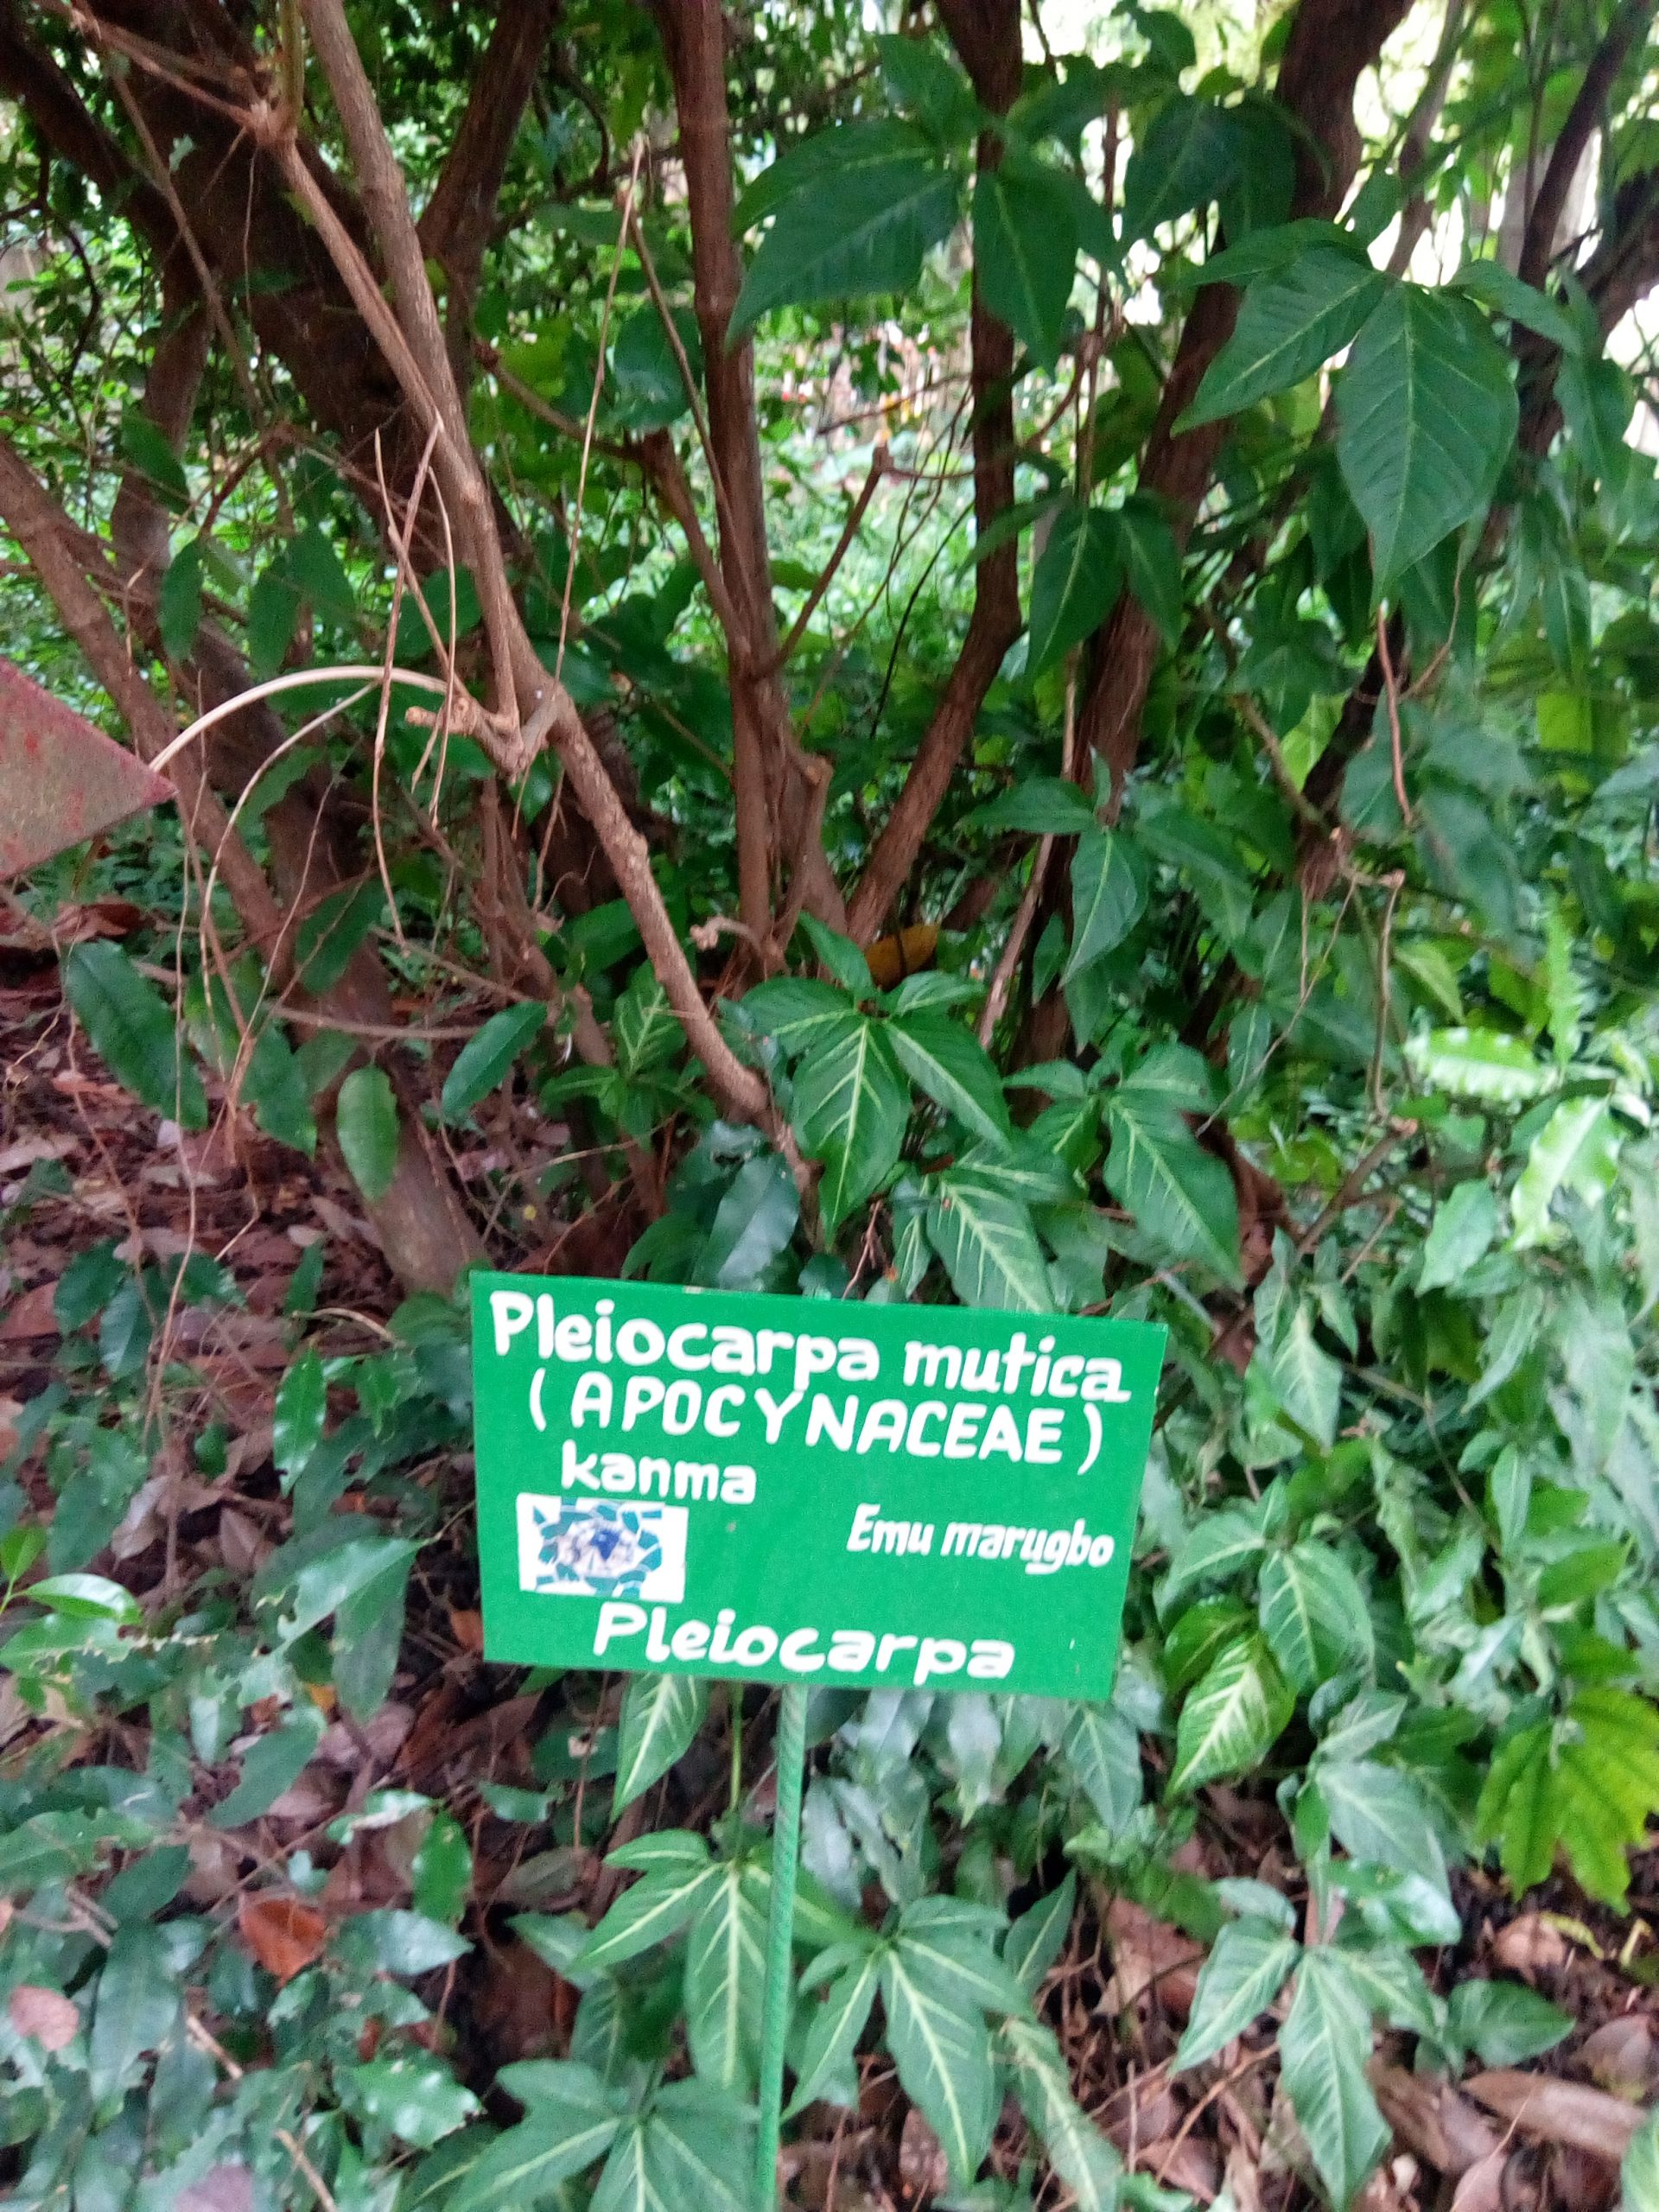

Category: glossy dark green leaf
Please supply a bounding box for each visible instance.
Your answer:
[64,941,207,1128]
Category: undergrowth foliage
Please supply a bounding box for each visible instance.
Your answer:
[1,0,1658,2205]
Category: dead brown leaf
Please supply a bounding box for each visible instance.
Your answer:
[1449,2148,1504,2212]
[1464,2071,1643,2160]
[1103,1895,1204,2017]
[0,1281,59,1341]
[448,1606,485,1654]
[175,2165,255,2212]
[898,2107,950,2200]
[1491,1916,1572,1978]
[1370,2067,1500,2177]
[1575,2016,1656,2101]
[8,1984,79,2049]
[218,1507,270,1575]
[236,1893,328,1984]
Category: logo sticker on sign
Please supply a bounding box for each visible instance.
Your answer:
[473,1274,1165,1700]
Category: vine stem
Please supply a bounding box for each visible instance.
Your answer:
[754,1684,809,2209]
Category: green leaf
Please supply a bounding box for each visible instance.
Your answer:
[336,1064,400,1202]
[209,1704,325,1827]
[684,1862,768,2093]
[575,1859,724,1972]
[158,537,205,658]
[1319,1759,1446,1891]
[442,1001,547,1121]
[274,1348,327,1478]
[295,880,385,995]
[1171,1636,1294,1795]
[699,1153,799,1288]
[1403,1026,1554,1103]
[1258,1544,1373,1693]
[1003,1872,1077,1998]
[1336,285,1518,585]
[1067,830,1147,978]
[881,1944,998,2183]
[1059,1705,1142,1831]
[974,776,1099,836]
[1278,1950,1391,2208]
[1182,250,1387,427]
[23,1573,141,1624]
[1477,1691,1659,1906]
[785,1947,881,2114]
[1103,1093,1240,1283]
[792,1018,909,1229]
[894,1901,1031,2017]
[247,555,305,678]
[613,1675,708,1813]
[1418,1179,1499,1289]
[1445,1980,1571,2066]
[1262,1305,1344,1451]
[798,914,874,997]
[1117,496,1185,643]
[611,302,703,430]
[613,969,684,1079]
[1123,96,1240,240]
[347,2056,480,2149]
[90,1924,178,2105]
[334,1539,416,1719]
[974,157,1077,365]
[1161,1510,1268,1606]
[1001,2013,1122,2211]
[1449,260,1581,353]
[448,2065,620,2212]
[1176,1916,1300,2070]
[63,941,207,1128]
[877,34,978,139]
[741,976,857,1057]
[1027,505,1121,674]
[926,1169,1054,1311]
[246,1019,316,1154]
[733,120,959,334]
[888,1013,1011,1147]
[0,1812,106,1895]
[592,2085,751,2212]
[1622,2108,1659,2212]
[1510,1096,1621,1249]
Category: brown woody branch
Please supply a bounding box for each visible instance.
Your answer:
[843,0,1023,944]
[1076,0,1413,813]
[1518,0,1658,289]
[652,0,847,944]
[296,0,770,1128]
[418,0,563,358]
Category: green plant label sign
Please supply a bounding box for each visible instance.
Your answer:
[472,1274,1164,1699]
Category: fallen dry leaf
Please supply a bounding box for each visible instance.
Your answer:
[218,1507,270,1576]
[1450,2149,1504,2212]
[1491,1915,1572,1978]
[1136,2133,1220,2201]
[236,1893,328,1984]
[1103,1895,1204,2017]
[448,1605,485,1654]
[175,2164,255,2212]
[1370,2067,1499,2177]
[0,1282,59,1342]
[1464,2071,1643,2160]
[898,2107,950,2200]
[8,1984,79,2049]
[1575,2016,1656,2101]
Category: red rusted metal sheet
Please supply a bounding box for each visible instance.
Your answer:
[0,658,171,879]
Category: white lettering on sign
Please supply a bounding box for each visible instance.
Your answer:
[592,1599,1015,1686]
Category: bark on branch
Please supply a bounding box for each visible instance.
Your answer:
[844,0,1023,944]
[1076,0,1413,812]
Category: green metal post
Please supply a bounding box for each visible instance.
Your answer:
[754,1684,809,2210]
